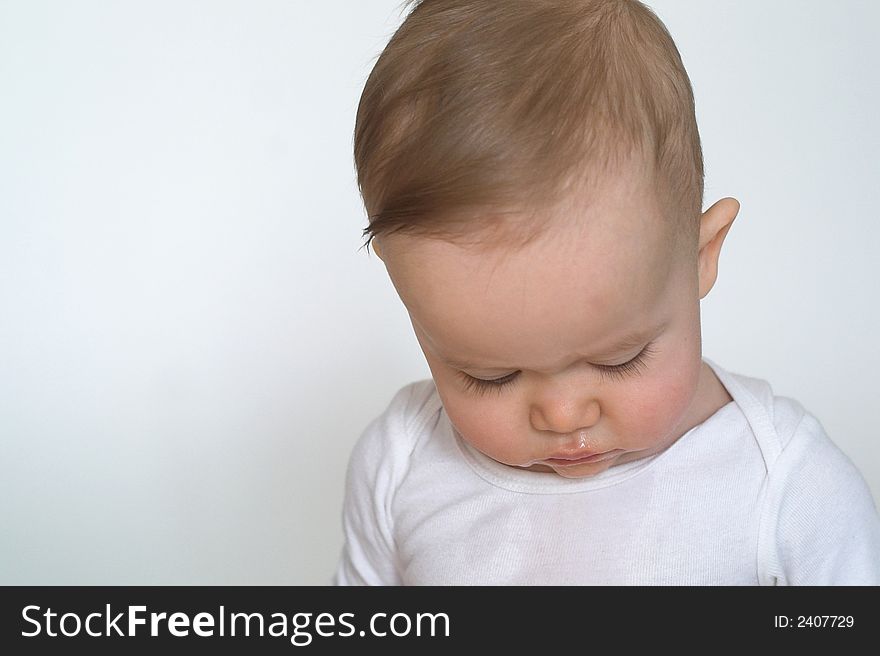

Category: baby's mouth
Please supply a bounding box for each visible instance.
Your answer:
[542,449,623,466]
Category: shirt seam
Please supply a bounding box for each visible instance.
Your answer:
[755,410,810,586]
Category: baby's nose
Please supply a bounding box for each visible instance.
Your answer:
[529,395,600,435]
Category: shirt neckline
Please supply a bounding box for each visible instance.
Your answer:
[449,357,741,494]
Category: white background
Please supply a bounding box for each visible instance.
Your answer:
[1,0,877,584]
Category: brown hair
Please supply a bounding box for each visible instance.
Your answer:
[355,0,704,255]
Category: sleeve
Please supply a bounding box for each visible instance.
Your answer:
[762,412,880,585]
[332,384,418,586]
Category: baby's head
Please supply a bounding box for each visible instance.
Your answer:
[355,0,740,478]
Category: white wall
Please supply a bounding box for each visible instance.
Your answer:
[1,0,877,584]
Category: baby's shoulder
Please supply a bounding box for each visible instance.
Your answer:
[718,361,868,499]
[765,392,859,488]
[765,389,839,462]
[715,362,820,458]
[348,378,441,474]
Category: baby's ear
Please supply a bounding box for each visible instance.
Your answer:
[697,198,740,299]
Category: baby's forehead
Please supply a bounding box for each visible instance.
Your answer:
[380,165,681,302]
[445,205,671,267]
[447,166,672,254]
[388,217,674,324]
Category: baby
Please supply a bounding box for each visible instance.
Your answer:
[333,0,880,584]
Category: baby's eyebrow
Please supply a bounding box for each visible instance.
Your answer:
[442,322,666,371]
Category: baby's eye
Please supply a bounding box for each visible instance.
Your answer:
[456,370,520,397]
[456,342,657,397]
[594,342,657,382]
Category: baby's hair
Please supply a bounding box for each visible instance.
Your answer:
[355,0,704,255]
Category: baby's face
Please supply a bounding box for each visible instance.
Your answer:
[378,169,709,479]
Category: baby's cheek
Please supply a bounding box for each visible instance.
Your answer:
[443,397,513,454]
[625,367,698,438]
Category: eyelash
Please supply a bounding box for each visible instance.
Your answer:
[456,342,658,397]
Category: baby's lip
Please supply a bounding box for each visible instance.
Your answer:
[547,450,607,460]
[543,449,623,464]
